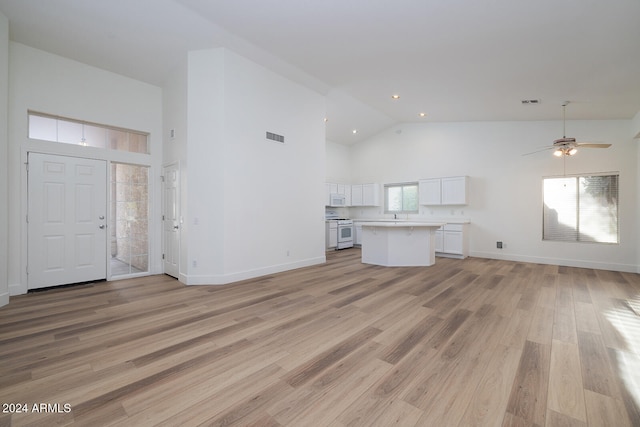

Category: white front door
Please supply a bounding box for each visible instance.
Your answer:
[162,163,179,278]
[28,153,107,289]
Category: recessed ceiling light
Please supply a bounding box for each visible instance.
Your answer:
[352,129,358,134]
[418,112,426,117]
[391,94,400,100]
[324,117,328,123]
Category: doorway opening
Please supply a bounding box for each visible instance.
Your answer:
[110,163,149,277]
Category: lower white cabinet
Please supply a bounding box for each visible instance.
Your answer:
[435,223,468,258]
[354,223,363,245]
[326,222,338,249]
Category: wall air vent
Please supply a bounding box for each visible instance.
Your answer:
[266,131,285,143]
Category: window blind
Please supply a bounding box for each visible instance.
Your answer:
[543,174,618,243]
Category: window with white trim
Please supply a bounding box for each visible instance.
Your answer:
[384,182,419,214]
[543,174,619,243]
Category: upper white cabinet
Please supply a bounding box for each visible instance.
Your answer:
[351,184,363,206]
[419,176,468,205]
[349,183,380,206]
[325,183,336,206]
[441,176,468,205]
[362,183,380,206]
[325,182,351,206]
[418,179,442,205]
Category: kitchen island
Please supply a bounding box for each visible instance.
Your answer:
[359,222,445,267]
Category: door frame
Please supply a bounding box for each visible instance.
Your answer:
[18,144,156,294]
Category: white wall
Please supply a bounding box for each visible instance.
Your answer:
[346,119,638,272]
[7,43,163,295]
[162,60,189,281]
[0,12,9,307]
[184,49,226,283]
[326,140,352,183]
[632,111,640,139]
[636,111,640,272]
[180,48,326,285]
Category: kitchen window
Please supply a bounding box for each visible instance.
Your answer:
[385,182,419,214]
[542,174,618,243]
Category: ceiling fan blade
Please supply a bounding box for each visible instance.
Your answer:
[522,146,554,156]
[576,143,611,148]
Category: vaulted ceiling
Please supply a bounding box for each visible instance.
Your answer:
[1,0,639,144]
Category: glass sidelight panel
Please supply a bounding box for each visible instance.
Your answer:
[110,163,149,276]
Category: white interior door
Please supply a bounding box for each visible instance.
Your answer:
[162,164,179,278]
[28,153,107,289]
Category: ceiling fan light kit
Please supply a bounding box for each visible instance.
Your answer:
[554,147,578,157]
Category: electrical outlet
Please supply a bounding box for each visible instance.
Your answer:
[497,241,503,249]
[192,260,198,267]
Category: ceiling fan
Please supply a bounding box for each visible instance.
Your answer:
[523,101,611,157]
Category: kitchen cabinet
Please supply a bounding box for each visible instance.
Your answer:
[354,223,363,245]
[325,183,336,206]
[360,222,444,267]
[441,176,468,205]
[434,228,444,252]
[351,183,380,206]
[362,183,380,206]
[419,179,442,205]
[327,182,379,207]
[325,182,351,206]
[419,176,468,205]
[351,185,363,206]
[326,221,338,249]
[435,223,468,258]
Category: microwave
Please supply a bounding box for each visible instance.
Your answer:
[329,193,346,207]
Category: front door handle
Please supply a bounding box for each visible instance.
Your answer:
[99,224,105,229]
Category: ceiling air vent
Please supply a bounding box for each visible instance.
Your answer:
[266,131,285,143]
[521,99,541,104]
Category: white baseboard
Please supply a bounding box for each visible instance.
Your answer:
[0,291,8,307]
[470,251,638,273]
[184,256,327,286]
[9,282,27,296]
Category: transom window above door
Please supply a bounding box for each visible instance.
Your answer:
[27,111,149,154]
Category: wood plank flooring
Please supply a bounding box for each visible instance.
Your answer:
[1,249,639,426]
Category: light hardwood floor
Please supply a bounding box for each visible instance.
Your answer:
[1,249,639,426]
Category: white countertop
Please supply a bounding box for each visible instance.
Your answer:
[353,218,470,224]
[359,221,445,227]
